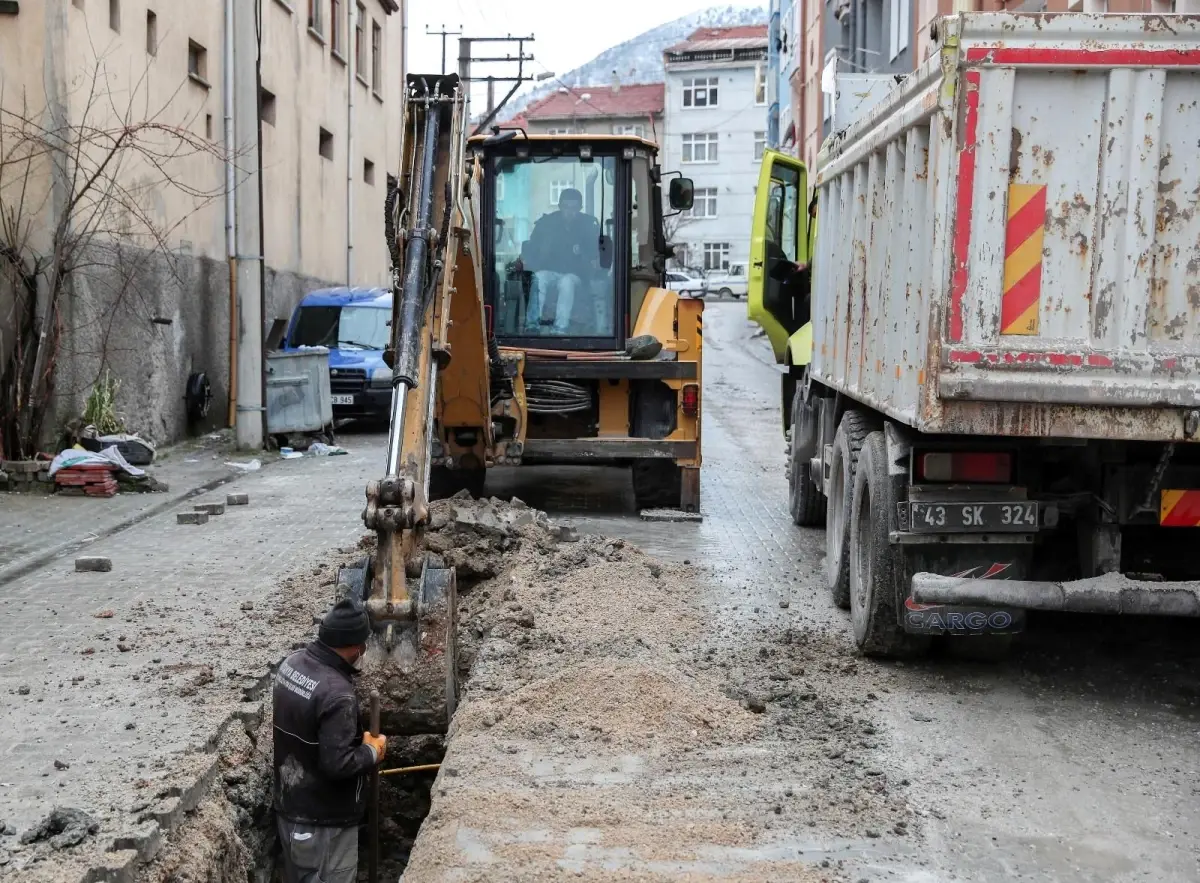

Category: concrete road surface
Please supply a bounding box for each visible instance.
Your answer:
[440,301,1200,882]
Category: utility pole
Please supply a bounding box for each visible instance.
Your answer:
[426,24,462,75]
[455,35,535,134]
[233,0,264,449]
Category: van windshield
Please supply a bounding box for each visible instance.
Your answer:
[289,305,390,350]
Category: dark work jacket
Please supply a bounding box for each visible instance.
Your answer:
[524,210,600,276]
[272,641,376,827]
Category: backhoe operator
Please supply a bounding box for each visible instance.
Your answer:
[520,187,600,333]
[273,598,386,883]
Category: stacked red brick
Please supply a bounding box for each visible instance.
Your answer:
[55,463,119,497]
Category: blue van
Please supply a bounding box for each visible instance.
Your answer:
[282,287,393,422]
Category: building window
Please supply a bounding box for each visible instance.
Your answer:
[549,179,574,205]
[205,114,214,140]
[188,41,209,84]
[73,0,84,8]
[546,127,577,136]
[754,131,766,161]
[364,158,376,185]
[371,20,382,96]
[331,0,344,56]
[146,10,157,56]
[682,76,719,108]
[261,88,277,126]
[308,0,323,35]
[355,3,367,78]
[703,242,731,272]
[109,0,120,32]
[319,127,334,160]
[612,124,645,138]
[681,132,719,164]
[686,188,718,219]
[889,0,910,60]
[755,65,767,105]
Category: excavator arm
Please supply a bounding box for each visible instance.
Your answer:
[357,73,488,735]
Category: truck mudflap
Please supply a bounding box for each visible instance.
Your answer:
[901,597,1025,636]
[911,573,1200,617]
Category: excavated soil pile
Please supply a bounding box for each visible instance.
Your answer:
[402,497,916,882]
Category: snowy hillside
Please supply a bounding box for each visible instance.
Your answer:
[502,4,768,119]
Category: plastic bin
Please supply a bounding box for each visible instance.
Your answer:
[265,348,333,437]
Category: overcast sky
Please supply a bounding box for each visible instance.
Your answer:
[407,0,765,106]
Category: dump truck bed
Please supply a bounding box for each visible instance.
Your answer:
[812,12,1200,442]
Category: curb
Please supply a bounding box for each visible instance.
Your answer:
[0,463,276,586]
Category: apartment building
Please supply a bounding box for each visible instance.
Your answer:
[512,82,665,141]
[0,0,404,445]
[662,26,768,272]
[792,0,1200,182]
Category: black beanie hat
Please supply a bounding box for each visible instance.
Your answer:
[319,598,371,648]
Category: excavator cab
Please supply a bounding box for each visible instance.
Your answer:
[430,131,704,512]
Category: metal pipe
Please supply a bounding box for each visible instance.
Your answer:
[381,763,441,777]
[224,0,238,428]
[368,690,381,883]
[911,573,1200,617]
[346,0,356,284]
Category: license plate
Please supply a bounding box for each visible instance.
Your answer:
[908,501,1038,533]
[331,394,355,406]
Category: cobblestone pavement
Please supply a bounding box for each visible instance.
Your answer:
[0,432,260,583]
[0,433,386,878]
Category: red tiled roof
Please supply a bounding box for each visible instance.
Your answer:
[665,24,768,54]
[688,25,768,41]
[516,83,665,121]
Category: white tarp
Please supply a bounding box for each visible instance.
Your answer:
[48,446,146,478]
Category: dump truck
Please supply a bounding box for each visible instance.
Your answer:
[337,73,699,741]
[750,12,1200,659]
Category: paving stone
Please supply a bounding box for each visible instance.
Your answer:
[75,556,113,573]
[226,493,250,506]
[194,502,226,516]
[176,512,209,525]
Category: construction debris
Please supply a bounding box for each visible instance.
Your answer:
[177,512,209,525]
[194,502,226,516]
[226,493,250,506]
[19,807,99,850]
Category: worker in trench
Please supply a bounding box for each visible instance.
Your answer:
[272,598,387,883]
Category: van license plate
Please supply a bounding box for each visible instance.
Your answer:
[908,501,1037,533]
[331,395,355,406]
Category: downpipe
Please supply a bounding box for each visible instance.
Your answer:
[224,0,238,428]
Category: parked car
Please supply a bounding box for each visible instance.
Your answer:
[282,287,392,422]
[665,271,708,299]
[706,264,749,299]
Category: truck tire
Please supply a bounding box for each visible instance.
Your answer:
[633,461,683,510]
[826,411,871,610]
[718,287,733,298]
[429,465,486,500]
[787,390,825,527]
[849,431,930,658]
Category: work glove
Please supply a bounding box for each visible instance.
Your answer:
[363,731,386,764]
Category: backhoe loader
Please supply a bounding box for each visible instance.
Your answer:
[336,73,702,739]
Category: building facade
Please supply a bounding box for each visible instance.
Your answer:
[791,0,1200,186]
[0,0,405,448]
[662,26,768,273]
